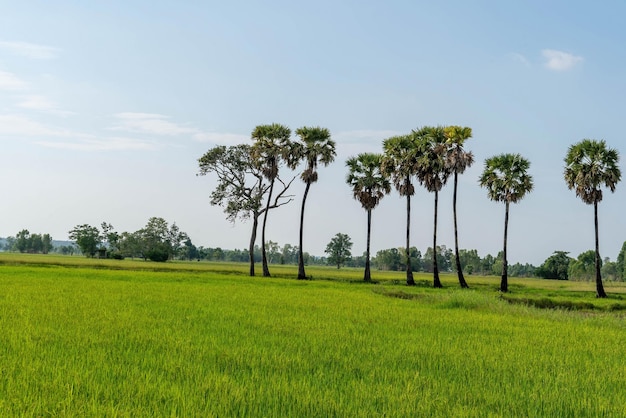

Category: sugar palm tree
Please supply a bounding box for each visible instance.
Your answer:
[290,126,336,280]
[564,139,621,298]
[413,126,451,288]
[444,125,474,288]
[479,154,533,292]
[250,123,292,277]
[346,153,391,282]
[381,135,420,286]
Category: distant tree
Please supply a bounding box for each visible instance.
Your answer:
[479,153,533,292]
[42,234,53,254]
[375,248,403,271]
[138,217,189,262]
[444,125,474,288]
[289,126,336,280]
[198,143,294,276]
[536,251,571,280]
[601,258,618,281]
[381,134,420,285]
[324,233,353,269]
[564,139,621,298]
[568,250,597,281]
[458,249,482,275]
[423,246,453,273]
[15,229,30,253]
[30,234,43,254]
[251,123,294,277]
[413,126,452,288]
[68,224,102,257]
[616,241,626,281]
[346,153,391,282]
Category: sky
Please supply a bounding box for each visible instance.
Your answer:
[1,0,626,265]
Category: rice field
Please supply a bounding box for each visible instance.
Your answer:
[0,253,625,417]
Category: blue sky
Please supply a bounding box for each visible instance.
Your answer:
[1,1,625,265]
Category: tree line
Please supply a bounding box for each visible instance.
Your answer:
[199,123,621,297]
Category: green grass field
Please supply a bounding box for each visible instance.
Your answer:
[1,253,625,417]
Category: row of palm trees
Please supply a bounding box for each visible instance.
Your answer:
[346,128,621,297]
[247,123,620,297]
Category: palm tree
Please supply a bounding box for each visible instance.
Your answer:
[564,139,621,298]
[290,126,336,280]
[381,135,420,286]
[250,123,292,277]
[413,126,451,288]
[479,154,533,292]
[444,125,474,288]
[346,153,391,282]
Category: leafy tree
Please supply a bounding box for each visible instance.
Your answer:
[68,224,102,257]
[413,126,451,288]
[423,245,453,273]
[250,123,294,277]
[601,258,618,281]
[536,251,571,280]
[346,153,391,281]
[289,126,336,280]
[42,233,53,254]
[568,250,597,281]
[381,134,420,285]
[616,241,626,281]
[458,249,482,275]
[444,125,474,288]
[564,139,621,298]
[15,229,30,253]
[30,234,43,254]
[479,153,533,292]
[325,233,353,269]
[375,248,403,271]
[198,144,294,276]
[139,217,189,261]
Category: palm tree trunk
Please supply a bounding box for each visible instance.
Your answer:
[261,179,275,277]
[364,208,372,282]
[453,172,469,288]
[406,191,415,286]
[297,181,311,280]
[594,200,607,298]
[249,213,259,276]
[501,201,509,292]
[433,190,442,288]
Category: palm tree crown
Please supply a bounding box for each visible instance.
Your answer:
[250,123,292,180]
[444,126,474,175]
[564,139,621,204]
[346,153,391,210]
[479,154,533,203]
[380,135,419,196]
[292,126,336,181]
[413,126,452,191]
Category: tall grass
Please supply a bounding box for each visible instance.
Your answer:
[1,255,626,416]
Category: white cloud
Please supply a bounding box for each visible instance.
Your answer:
[333,129,402,157]
[16,95,75,117]
[0,41,60,59]
[112,112,247,145]
[509,52,531,67]
[0,70,29,90]
[37,137,159,151]
[0,114,158,151]
[542,49,583,71]
[112,112,198,136]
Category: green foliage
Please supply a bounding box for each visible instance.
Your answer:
[536,251,571,280]
[68,224,101,257]
[568,250,597,281]
[616,241,626,281]
[324,233,353,269]
[345,153,391,211]
[479,154,534,204]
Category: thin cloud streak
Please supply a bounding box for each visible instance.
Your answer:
[0,70,29,90]
[0,41,60,59]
